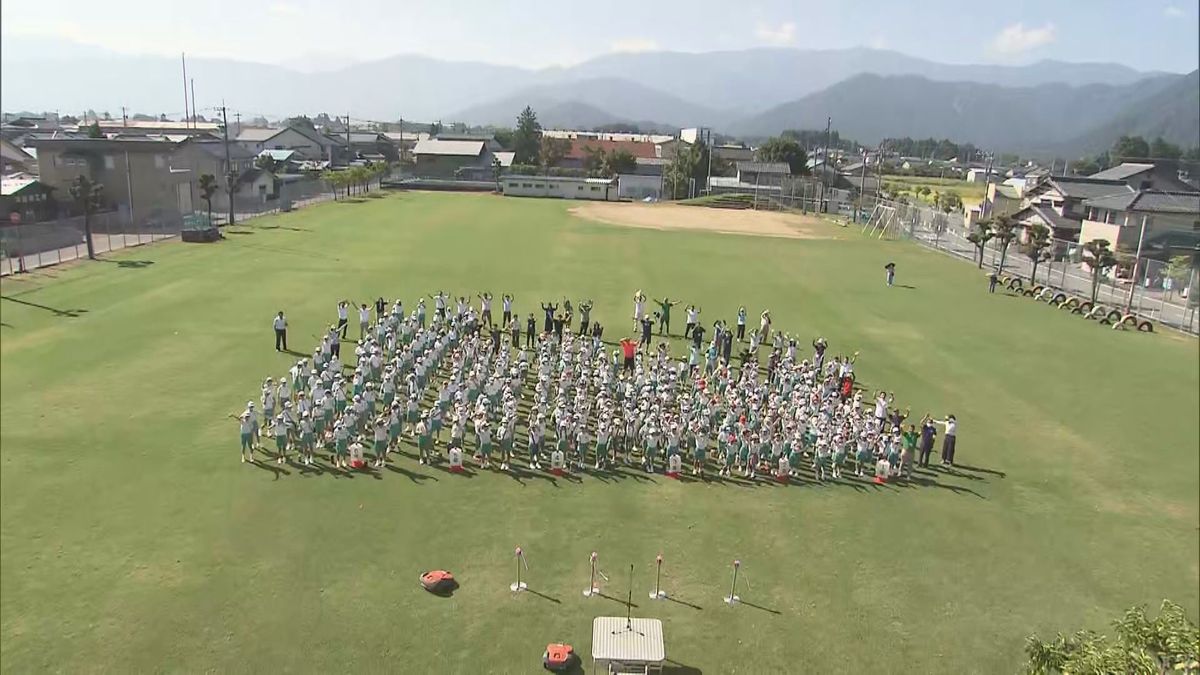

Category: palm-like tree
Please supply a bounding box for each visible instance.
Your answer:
[68,175,103,259]
[1082,239,1118,303]
[198,173,218,227]
[1021,223,1052,283]
[992,215,1019,274]
[966,219,995,269]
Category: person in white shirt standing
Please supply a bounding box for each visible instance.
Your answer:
[273,311,288,352]
[336,301,350,338]
[358,303,371,340]
[937,415,958,466]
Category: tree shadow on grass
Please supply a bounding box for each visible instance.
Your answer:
[258,224,312,232]
[98,258,155,269]
[662,661,703,675]
[337,198,368,204]
[0,294,88,317]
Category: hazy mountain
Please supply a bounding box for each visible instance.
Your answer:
[730,73,1185,150]
[1057,70,1200,155]
[546,48,1169,112]
[451,77,725,129]
[1,37,1176,124]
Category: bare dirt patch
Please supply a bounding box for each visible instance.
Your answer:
[570,202,837,239]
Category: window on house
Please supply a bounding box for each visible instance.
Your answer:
[104,155,115,170]
[591,186,601,192]
[578,185,584,191]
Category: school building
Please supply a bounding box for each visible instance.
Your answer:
[500,175,618,201]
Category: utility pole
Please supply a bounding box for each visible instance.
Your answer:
[121,106,128,129]
[822,116,831,213]
[855,148,868,223]
[181,53,190,129]
[1124,214,1149,313]
[704,127,713,196]
[346,114,352,165]
[190,78,197,127]
[220,103,234,226]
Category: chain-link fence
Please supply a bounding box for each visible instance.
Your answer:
[862,198,1200,335]
[0,210,180,276]
[1,177,339,276]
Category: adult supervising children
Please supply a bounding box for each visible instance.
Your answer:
[273,311,288,351]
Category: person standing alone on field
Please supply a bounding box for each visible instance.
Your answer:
[987,270,999,294]
[273,311,288,351]
[884,262,896,287]
[936,414,957,466]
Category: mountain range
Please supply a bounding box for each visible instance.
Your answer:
[2,36,1197,156]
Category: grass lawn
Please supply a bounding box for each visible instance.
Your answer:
[1,191,1197,674]
[882,174,988,209]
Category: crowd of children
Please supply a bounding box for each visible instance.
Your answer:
[235,292,958,482]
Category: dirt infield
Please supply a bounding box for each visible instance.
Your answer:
[569,202,836,239]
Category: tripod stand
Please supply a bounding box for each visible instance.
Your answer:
[610,563,645,637]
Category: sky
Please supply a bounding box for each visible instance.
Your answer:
[1,0,1198,73]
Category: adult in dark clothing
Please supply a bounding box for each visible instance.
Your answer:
[525,314,537,349]
[552,315,565,342]
[490,327,501,354]
[374,297,386,319]
[722,331,733,363]
[691,323,706,350]
[273,311,288,351]
[639,316,653,353]
[541,303,557,333]
[510,318,520,348]
[918,415,937,467]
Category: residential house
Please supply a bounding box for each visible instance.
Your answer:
[412,139,492,178]
[714,144,754,163]
[966,167,1001,183]
[235,125,334,162]
[347,131,398,163]
[169,138,257,213]
[1,137,37,174]
[231,168,278,203]
[434,133,502,153]
[500,175,618,201]
[493,152,515,171]
[1,176,56,223]
[967,183,1023,226]
[1013,175,1133,241]
[96,120,222,137]
[257,149,300,172]
[735,162,790,186]
[27,135,193,223]
[1079,190,1200,250]
[1089,162,1197,192]
[561,139,658,170]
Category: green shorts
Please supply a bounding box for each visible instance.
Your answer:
[335,439,348,455]
[374,439,387,452]
[240,432,252,449]
[275,437,287,451]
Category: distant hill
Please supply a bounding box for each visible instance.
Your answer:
[450,77,723,129]
[1,37,1179,124]
[730,73,1185,150]
[1057,70,1200,155]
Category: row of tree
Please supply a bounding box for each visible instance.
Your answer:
[320,162,391,199]
[1070,135,1200,176]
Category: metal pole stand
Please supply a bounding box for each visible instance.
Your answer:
[649,554,667,600]
[582,551,601,597]
[510,546,528,593]
[724,559,741,606]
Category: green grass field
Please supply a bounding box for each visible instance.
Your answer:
[2,191,1197,674]
[882,174,988,208]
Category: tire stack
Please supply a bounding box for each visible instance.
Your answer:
[1005,279,1154,332]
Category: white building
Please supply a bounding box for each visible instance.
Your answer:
[501,175,618,201]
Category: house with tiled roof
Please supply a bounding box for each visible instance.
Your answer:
[558,139,658,170]
[1089,162,1197,192]
[1079,189,1200,250]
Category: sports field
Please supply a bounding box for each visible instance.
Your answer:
[1,191,1197,674]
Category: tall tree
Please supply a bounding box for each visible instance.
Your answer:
[198,173,218,227]
[492,128,515,151]
[1024,600,1198,675]
[967,219,994,269]
[1111,135,1150,164]
[991,215,1019,274]
[663,141,710,199]
[513,106,542,166]
[321,169,343,200]
[1020,223,1052,283]
[1082,239,1118,302]
[1149,136,1183,160]
[757,137,806,175]
[538,136,569,174]
[68,175,103,260]
[86,121,103,138]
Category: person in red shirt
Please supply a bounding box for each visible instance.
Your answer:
[619,337,637,374]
